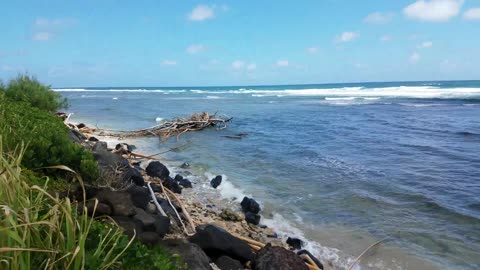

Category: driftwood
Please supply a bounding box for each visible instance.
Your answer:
[101,112,232,140]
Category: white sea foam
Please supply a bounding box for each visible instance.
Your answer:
[200,171,349,268]
[54,86,480,99]
[325,97,357,101]
[206,95,221,99]
[54,88,189,93]
[203,172,248,202]
[112,97,118,100]
[262,213,348,269]
[155,117,164,122]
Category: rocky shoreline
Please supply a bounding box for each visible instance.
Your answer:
[65,119,330,270]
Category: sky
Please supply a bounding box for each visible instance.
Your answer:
[0,0,480,87]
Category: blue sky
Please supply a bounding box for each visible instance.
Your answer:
[0,0,479,87]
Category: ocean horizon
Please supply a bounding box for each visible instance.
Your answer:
[58,80,480,270]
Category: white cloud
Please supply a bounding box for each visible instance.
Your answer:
[186,44,206,54]
[276,60,289,67]
[336,32,359,43]
[380,35,392,42]
[232,60,245,69]
[306,47,318,53]
[463,8,480,20]
[35,18,76,28]
[246,63,257,71]
[418,41,433,48]
[161,60,177,66]
[32,17,76,42]
[364,12,394,24]
[32,32,52,41]
[188,5,215,21]
[403,0,463,22]
[231,60,256,71]
[354,63,368,69]
[410,52,420,63]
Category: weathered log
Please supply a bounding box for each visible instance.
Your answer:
[100,112,232,140]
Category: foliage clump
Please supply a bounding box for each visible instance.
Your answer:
[0,84,97,182]
[3,74,68,112]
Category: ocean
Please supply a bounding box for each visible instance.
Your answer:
[56,81,480,270]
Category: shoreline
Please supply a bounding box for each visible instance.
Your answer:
[69,120,333,270]
[67,113,449,270]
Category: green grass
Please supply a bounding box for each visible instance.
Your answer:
[0,140,133,270]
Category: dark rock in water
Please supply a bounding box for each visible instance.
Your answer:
[133,207,155,227]
[159,239,212,270]
[190,224,254,263]
[179,178,193,188]
[115,143,136,153]
[220,208,243,222]
[266,232,278,238]
[240,197,261,214]
[76,123,86,129]
[180,162,190,169]
[68,129,86,143]
[253,243,308,270]
[96,189,136,217]
[127,185,150,210]
[286,237,303,250]
[146,161,170,180]
[153,215,170,238]
[163,177,182,194]
[245,212,261,225]
[111,216,143,237]
[215,256,243,270]
[297,250,324,270]
[210,175,222,188]
[138,232,160,245]
[174,174,183,181]
[122,167,145,186]
[88,136,99,142]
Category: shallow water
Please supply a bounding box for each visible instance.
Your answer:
[59,81,480,270]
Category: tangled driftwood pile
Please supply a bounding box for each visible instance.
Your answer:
[102,112,232,140]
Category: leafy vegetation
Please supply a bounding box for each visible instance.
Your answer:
[3,74,68,112]
[0,94,98,182]
[0,75,185,269]
[0,143,132,270]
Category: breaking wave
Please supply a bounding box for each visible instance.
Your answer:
[54,86,480,100]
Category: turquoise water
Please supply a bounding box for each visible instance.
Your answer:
[57,81,480,270]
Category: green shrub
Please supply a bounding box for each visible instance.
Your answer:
[119,240,187,270]
[3,74,67,112]
[0,144,132,270]
[0,95,98,181]
[86,222,187,270]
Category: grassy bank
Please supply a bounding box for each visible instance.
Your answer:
[0,75,185,269]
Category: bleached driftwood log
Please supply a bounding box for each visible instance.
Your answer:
[101,112,232,140]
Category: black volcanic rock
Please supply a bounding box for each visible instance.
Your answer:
[211,175,222,188]
[240,197,261,214]
[146,161,170,180]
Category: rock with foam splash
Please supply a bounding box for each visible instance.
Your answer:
[211,175,222,188]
